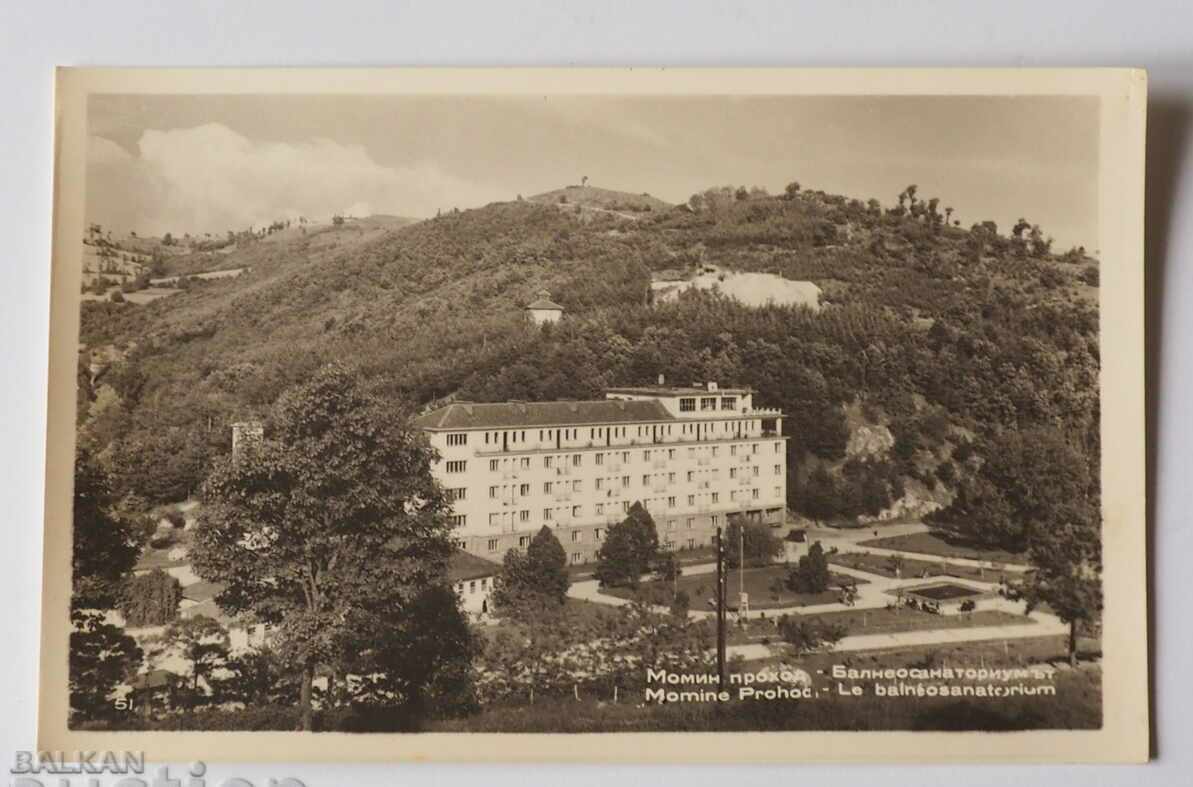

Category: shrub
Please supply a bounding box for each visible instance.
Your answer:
[119,569,182,627]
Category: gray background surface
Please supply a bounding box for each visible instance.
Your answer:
[1,1,1188,783]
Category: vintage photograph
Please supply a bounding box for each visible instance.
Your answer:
[41,69,1147,762]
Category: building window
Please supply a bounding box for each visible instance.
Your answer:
[730,467,737,479]
[518,510,529,523]
[445,460,466,473]
[446,433,468,446]
[544,508,554,521]
[519,483,530,496]
[449,515,465,528]
[752,489,760,500]
[447,487,467,501]
[642,474,650,486]
[712,492,720,503]
[686,517,694,529]
[572,454,582,467]
[489,459,499,472]
[595,503,604,515]
[687,538,695,549]
[712,515,720,526]
[721,397,736,410]
[487,538,499,552]
[572,505,582,518]
[595,528,603,541]
[596,453,605,466]
[775,441,783,453]
[753,466,760,476]
[668,472,676,483]
[573,480,582,492]
[668,449,676,459]
[680,398,696,412]
[596,478,604,490]
[571,531,582,543]
[688,495,695,506]
[469,580,476,593]
[489,486,498,499]
[700,397,717,411]
[668,497,676,509]
[519,535,530,547]
[687,471,695,482]
[622,475,630,488]
[667,519,676,530]
[774,464,782,475]
[622,501,630,513]
[571,552,582,565]
[489,513,501,527]
[544,481,553,494]
[544,456,553,469]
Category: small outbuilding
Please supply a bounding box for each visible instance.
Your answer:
[525,290,564,325]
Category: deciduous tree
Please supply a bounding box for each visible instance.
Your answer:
[594,502,659,588]
[193,363,459,730]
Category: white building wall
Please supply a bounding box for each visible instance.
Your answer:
[426,406,788,564]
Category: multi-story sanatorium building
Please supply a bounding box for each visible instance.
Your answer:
[414,382,787,565]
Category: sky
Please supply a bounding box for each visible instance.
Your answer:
[86,94,1100,250]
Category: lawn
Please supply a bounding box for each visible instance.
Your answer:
[566,546,717,579]
[601,565,865,610]
[857,530,1025,564]
[828,552,1014,583]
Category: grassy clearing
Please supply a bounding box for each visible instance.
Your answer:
[857,531,1025,564]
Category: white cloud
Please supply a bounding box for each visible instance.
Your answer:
[86,124,508,236]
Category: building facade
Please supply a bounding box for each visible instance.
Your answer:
[415,382,787,565]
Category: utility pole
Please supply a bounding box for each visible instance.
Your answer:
[739,523,745,602]
[715,526,727,689]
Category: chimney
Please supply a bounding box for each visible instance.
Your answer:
[231,421,264,464]
[707,381,718,392]
[657,373,665,386]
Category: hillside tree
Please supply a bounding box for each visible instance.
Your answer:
[70,449,144,723]
[193,363,463,730]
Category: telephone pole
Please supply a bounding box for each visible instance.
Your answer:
[715,526,727,689]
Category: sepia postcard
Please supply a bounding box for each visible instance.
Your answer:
[39,68,1147,764]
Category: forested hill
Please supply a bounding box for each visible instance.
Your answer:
[78,182,1101,538]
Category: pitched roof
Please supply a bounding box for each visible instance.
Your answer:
[525,298,564,311]
[181,580,224,603]
[448,549,501,582]
[606,385,752,397]
[414,399,673,430]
